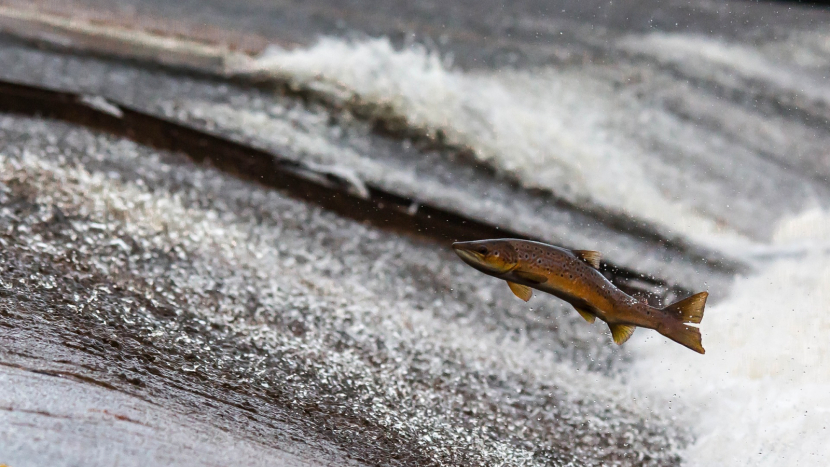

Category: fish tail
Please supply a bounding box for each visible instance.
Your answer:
[658,321,705,354]
[656,291,707,353]
[661,291,708,324]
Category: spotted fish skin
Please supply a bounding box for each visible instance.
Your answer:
[507,241,647,323]
[452,239,707,354]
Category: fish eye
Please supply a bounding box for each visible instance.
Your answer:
[477,246,488,254]
[493,251,499,257]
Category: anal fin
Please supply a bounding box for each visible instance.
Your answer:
[608,323,636,345]
[507,281,533,302]
[573,306,596,323]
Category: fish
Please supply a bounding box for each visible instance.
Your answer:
[452,239,707,354]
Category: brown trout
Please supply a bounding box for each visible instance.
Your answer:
[452,239,707,353]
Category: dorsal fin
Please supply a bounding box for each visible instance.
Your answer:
[573,306,596,324]
[608,323,636,345]
[507,281,533,301]
[572,250,601,269]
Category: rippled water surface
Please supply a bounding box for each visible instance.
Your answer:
[1,1,829,465]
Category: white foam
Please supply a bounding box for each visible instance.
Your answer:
[246,37,747,243]
[773,207,830,246]
[632,209,830,466]
[234,35,830,464]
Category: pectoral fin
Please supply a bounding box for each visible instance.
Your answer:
[573,250,601,269]
[513,270,548,284]
[608,323,636,345]
[507,281,533,302]
[573,306,596,323]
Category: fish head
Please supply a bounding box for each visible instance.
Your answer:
[452,239,518,275]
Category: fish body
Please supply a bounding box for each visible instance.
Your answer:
[452,239,707,353]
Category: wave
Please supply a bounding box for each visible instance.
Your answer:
[245,36,751,246]
[632,208,830,466]
[236,34,830,466]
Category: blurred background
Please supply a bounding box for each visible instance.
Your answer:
[0,0,828,465]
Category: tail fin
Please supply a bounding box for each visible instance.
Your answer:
[662,291,708,324]
[659,292,707,353]
[658,322,705,354]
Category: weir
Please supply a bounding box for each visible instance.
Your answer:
[1,2,828,466]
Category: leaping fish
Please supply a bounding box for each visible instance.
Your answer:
[452,239,707,354]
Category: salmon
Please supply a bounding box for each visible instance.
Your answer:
[452,239,707,354]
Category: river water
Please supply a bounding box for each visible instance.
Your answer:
[1,1,829,465]
[242,26,830,466]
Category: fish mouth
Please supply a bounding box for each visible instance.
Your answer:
[452,241,515,275]
[452,244,484,266]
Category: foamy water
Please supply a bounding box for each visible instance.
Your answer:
[238,34,830,465]
[632,209,830,466]
[246,37,748,244]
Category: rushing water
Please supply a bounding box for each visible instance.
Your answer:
[241,32,830,465]
[245,33,830,245]
[633,208,830,466]
[1,4,829,464]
